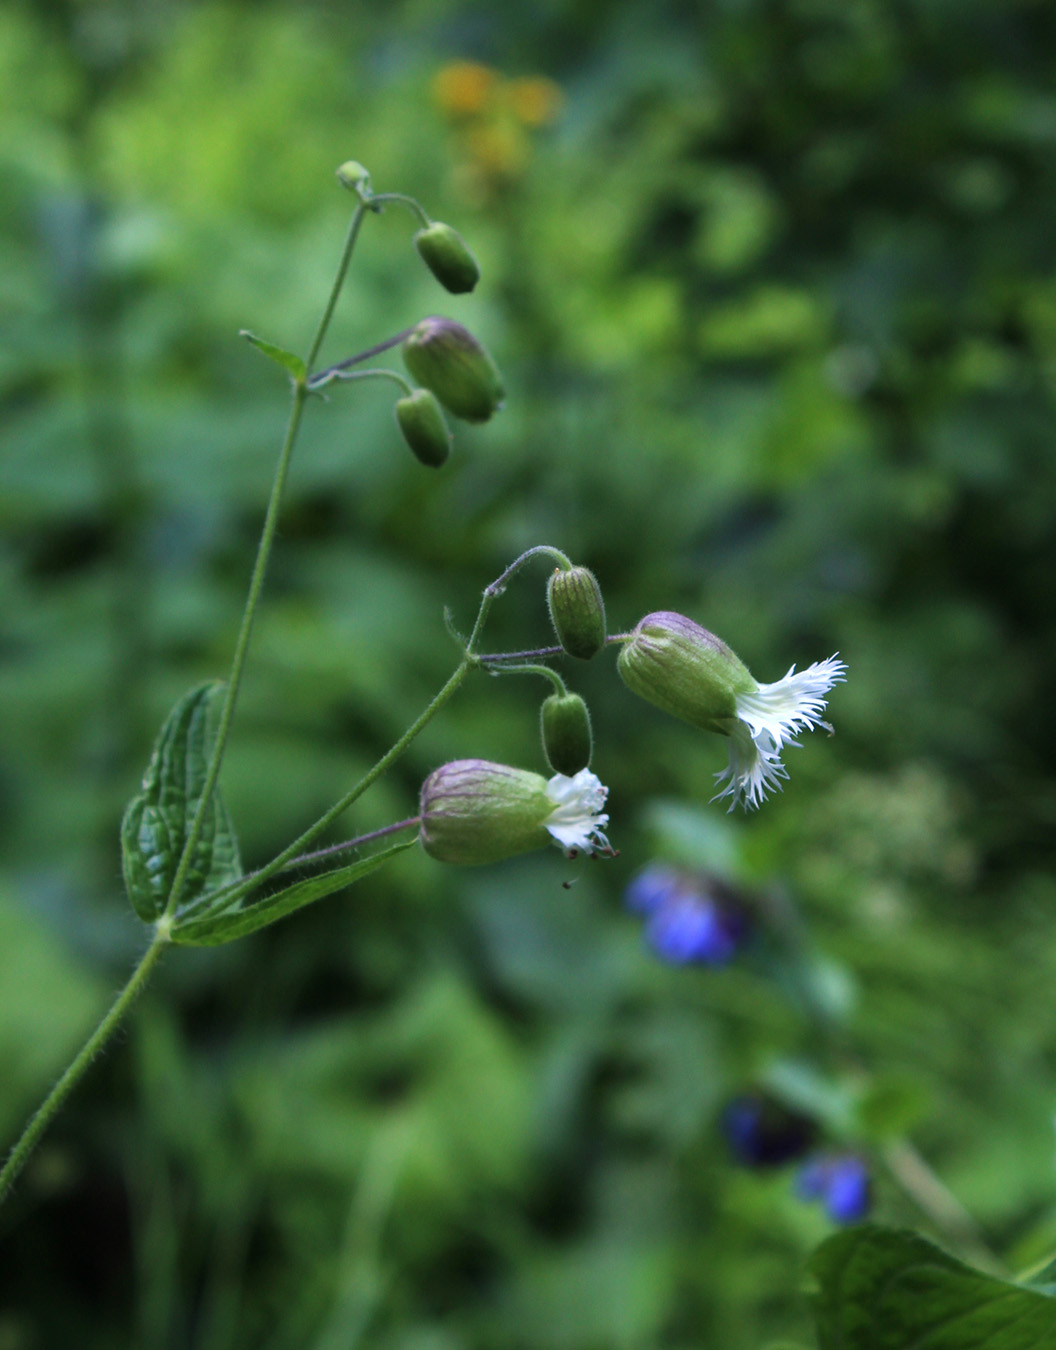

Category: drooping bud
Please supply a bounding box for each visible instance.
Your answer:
[419,759,612,864]
[616,611,755,734]
[547,567,606,660]
[419,760,553,865]
[414,222,481,294]
[394,388,452,468]
[336,161,371,193]
[540,692,593,777]
[402,317,505,424]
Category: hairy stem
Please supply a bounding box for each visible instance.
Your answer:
[0,935,168,1206]
[162,204,368,922]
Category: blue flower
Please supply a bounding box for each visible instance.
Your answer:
[625,865,749,966]
[647,893,740,965]
[796,1154,871,1224]
[721,1095,815,1168]
[624,864,684,916]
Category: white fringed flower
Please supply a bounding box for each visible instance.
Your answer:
[714,657,847,810]
[543,769,612,855]
[617,612,846,812]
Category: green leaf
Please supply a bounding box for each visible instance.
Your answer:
[239,329,307,381]
[121,682,242,922]
[810,1225,1056,1350]
[170,838,416,946]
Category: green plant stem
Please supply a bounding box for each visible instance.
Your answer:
[308,326,417,388]
[160,383,309,921]
[466,546,573,653]
[279,817,421,871]
[328,368,414,397]
[0,934,168,1206]
[475,644,564,663]
[306,203,369,372]
[162,204,368,923]
[881,1139,1004,1276]
[483,660,568,694]
[369,192,431,227]
[173,545,562,925]
[173,659,477,924]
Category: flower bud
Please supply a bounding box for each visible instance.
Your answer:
[402,317,505,424]
[616,611,754,733]
[419,759,611,864]
[336,160,371,192]
[394,388,452,468]
[414,222,481,294]
[540,692,593,777]
[547,567,606,660]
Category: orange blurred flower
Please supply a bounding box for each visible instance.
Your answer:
[432,62,498,118]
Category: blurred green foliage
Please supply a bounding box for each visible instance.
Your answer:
[3,0,1056,1346]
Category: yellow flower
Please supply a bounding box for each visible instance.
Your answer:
[508,76,564,128]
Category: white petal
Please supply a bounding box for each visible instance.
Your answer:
[712,722,789,811]
[544,770,612,854]
[734,655,846,750]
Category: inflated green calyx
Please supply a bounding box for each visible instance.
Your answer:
[547,566,606,660]
[402,317,505,424]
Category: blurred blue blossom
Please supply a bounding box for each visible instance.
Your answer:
[626,864,749,965]
[721,1094,816,1168]
[796,1154,872,1224]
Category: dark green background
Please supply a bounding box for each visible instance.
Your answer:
[3,1,1056,1346]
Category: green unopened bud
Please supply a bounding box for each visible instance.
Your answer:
[402,316,505,424]
[419,760,553,865]
[414,222,481,294]
[540,693,593,776]
[336,160,371,192]
[547,566,606,659]
[616,611,755,733]
[394,388,452,468]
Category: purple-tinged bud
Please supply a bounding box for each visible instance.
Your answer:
[414,222,481,294]
[721,1094,816,1168]
[540,693,593,777]
[419,760,611,865]
[617,612,754,733]
[394,388,452,468]
[336,160,371,192]
[547,567,606,660]
[402,317,505,424]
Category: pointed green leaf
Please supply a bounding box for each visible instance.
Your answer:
[240,329,307,381]
[170,838,416,946]
[121,682,242,922]
[810,1224,1056,1350]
